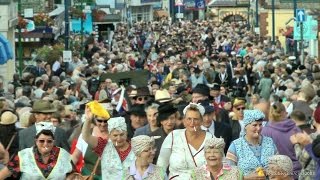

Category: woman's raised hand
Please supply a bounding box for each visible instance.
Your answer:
[85,105,93,122]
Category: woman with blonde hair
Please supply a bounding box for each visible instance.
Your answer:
[157,103,213,179]
[262,102,302,179]
[248,94,260,110]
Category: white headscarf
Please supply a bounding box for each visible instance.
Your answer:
[35,122,56,135]
[183,103,205,116]
[108,117,127,133]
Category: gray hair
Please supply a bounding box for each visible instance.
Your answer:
[145,103,159,112]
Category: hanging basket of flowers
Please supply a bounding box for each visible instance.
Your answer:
[17,17,28,29]
[33,12,54,27]
[92,9,107,22]
[71,7,86,20]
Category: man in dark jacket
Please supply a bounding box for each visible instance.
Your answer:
[19,100,69,151]
[200,102,232,153]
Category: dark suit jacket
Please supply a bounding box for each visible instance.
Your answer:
[214,73,231,88]
[229,119,241,141]
[149,127,168,164]
[214,121,232,153]
[19,125,70,151]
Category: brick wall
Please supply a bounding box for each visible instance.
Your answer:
[260,12,268,38]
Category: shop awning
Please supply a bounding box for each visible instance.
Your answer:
[154,10,168,18]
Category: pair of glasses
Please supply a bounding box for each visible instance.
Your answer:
[38,139,53,144]
[236,107,245,111]
[96,119,108,124]
[133,97,148,101]
[96,119,108,123]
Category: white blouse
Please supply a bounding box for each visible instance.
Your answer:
[157,129,214,180]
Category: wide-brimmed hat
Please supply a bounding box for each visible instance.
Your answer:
[136,87,152,97]
[157,103,177,126]
[0,110,18,125]
[31,100,57,113]
[155,89,173,103]
[128,89,138,97]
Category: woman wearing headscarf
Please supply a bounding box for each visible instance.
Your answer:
[261,102,302,179]
[72,108,109,179]
[157,103,214,179]
[226,109,277,179]
[191,137,243,179]
[82,107,135,179]
[266,155,294,180]
[0,124,72,179]
[124,135,167,179]
[149,103,177,163]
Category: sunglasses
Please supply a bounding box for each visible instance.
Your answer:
[236,107,245,111]
[133,96,149,101]
[96,119,108,123]
[38,139,53,144]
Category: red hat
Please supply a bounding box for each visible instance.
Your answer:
[314,106,320,124]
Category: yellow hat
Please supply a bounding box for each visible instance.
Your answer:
[87,101,110,120]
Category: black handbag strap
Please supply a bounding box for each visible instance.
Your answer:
[6,132,17,151]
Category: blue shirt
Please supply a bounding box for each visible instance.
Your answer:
[305,144,320,179]
[129,161,168,180]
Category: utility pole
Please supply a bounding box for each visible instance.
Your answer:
[17,0,23,77]
[64,0,70,50]
[271,0,275,44]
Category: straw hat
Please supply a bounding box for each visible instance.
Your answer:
[0,110,18,125]
[155,89,173,103]
[128,89,138,97]
[19,111,32,128]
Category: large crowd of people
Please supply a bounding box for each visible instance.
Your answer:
[0,19,319,180]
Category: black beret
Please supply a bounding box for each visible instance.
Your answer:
[192,84,210,97]
[129,104,146,117]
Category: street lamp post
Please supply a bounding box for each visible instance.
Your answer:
[255,0,259,27]
[80,0,84,59]
[247,0,250,30]
[17,0,23,77]
[64,0,70,50]
[271,0,275,44]
[293,0,298,61]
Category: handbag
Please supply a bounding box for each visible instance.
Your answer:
[66,156,101,180]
